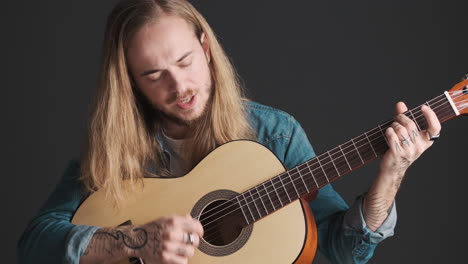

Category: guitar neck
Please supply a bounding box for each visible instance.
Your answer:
[238,92,460,224]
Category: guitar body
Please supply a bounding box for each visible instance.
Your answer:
[72,140,317,263]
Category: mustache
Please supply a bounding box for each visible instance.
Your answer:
[166,90,196,104]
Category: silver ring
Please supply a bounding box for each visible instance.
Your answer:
[427,131,440,141]
[187,232,194,245]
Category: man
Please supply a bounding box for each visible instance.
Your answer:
[17,0,441,263]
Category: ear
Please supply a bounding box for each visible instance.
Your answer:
[200,32,211,63]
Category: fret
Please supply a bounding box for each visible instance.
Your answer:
[254,186,269,215]
[305,161,320,188]
[378,124,389,146]
[408,109,421,131]
[355,134,376,162]
[316,155,330,183]
[329,147,351,176]
[250,188,267,218]
[242,192,256,221]
[249,189,262,218]
[341,141,362,169]
[424,101,434,127]
[364,131,378,157]
[429,99,443,122]
[236,195,251,225]
[327,150,341,176]
[271,177,285,207]
[261,182,275,212]
[429,97,451,124]
[265,178,283,210]
[278,175,292,202]
[297,166,310,193]
[339,144,352,171]
[235,196,249,225]
[368,127,388,155]
[287,171,301,197]
[350,137,364,164]
[427,101,435,123]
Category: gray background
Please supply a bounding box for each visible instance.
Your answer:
[3,0,468,263]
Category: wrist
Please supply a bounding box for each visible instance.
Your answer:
[372,168,406,195]
[117,226,142,258]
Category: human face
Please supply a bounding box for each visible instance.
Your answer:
[127,14,212,134]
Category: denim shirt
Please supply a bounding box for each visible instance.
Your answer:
[17,101,396,264]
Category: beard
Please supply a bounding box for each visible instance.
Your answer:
[156,87,213,130]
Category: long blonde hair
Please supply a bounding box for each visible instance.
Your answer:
[80,0,255,205]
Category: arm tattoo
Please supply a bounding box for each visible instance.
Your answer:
[84,223,163,258]
[364,192,393,230]
[411,129,419,140]
[95,228,148,250]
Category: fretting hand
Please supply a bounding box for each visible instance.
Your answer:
[363,102,441,231]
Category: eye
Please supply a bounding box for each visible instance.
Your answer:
[179,56,193,67]
[149,72,163,83]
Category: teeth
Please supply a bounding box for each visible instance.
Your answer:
[181,96,192,103]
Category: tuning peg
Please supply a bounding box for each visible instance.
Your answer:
[463,73,468,80]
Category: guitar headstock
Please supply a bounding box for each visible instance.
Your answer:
[448,75,468,116]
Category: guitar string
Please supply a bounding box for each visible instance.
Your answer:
[200,98,457,242]
[197,91,463,235]
[198,91,462,234]
[201,101,457,243]
[198,92,465,240]
[196,91,462,222]
[200,110,461,243]
[201,95,466,243]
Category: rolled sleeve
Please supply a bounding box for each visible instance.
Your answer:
[344,195,396,244]
[64,225,100,263]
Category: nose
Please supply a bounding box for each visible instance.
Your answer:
[168,69,187,96]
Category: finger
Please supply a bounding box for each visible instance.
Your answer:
[162,226,200,248]
[163,241,195,258]
[395,101,408,115]
[390,122,410,144]
[163,228,186,243]
[160,251,188,264]
[421,104,441,139]
[394,114,419,142]
[175,245,195,258]
[165,215,201,234]
[385,127,402,153]
[181,215,204,238]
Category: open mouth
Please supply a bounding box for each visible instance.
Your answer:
[176,95,196,109]
[180,96,192,103]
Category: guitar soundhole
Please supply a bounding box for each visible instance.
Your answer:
[192,189,253,256]
[200,199,245,246]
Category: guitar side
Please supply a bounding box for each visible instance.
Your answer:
[72,140,317,264]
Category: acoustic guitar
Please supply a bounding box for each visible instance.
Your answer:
[72,77,468,263]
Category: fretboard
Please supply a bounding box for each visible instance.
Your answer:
[236,92,458,224]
